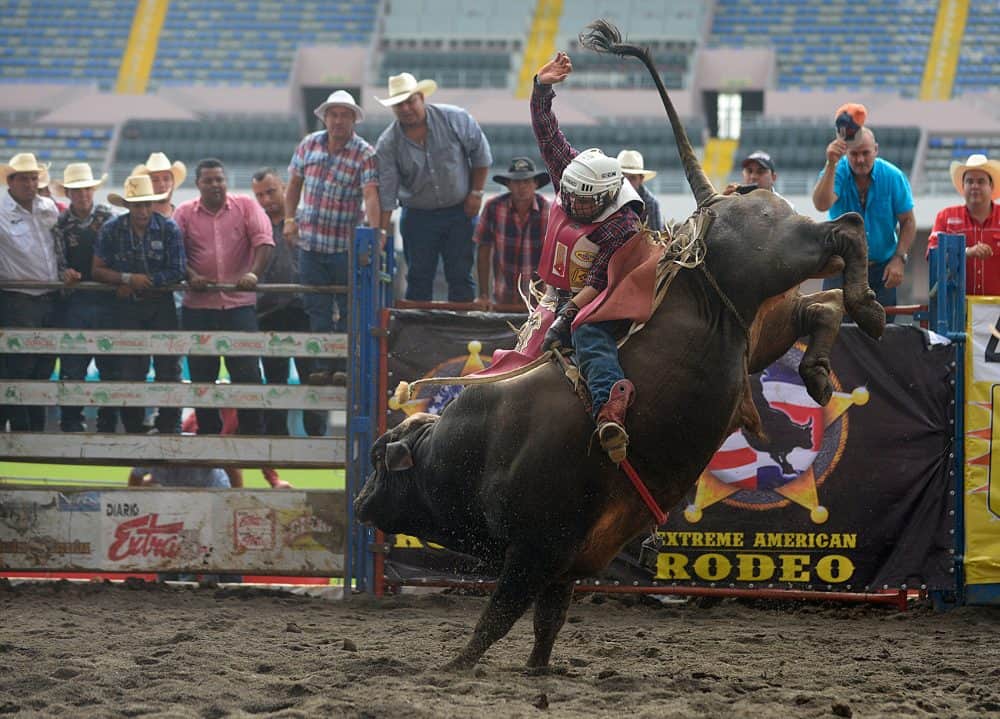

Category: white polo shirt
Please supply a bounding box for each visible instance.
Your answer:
[0,190,59,296]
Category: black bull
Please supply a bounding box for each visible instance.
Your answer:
[355,21,886,670]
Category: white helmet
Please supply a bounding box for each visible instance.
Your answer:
[559,148,623,222]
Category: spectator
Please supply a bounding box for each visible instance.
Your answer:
[284,90,379,401]
[723,150,793,208]
[617,150,663,231]
[52,162,118,432]
[92,175,186,434]
[375,72,492,302]
[174,158,273,436]
[0,153,63,431]
[533,53,645,465]
[927,154,1000,296]
[474,157,550,307]
[38,167,68,213]
[134,152,186,218]
[251,167,315,438]
[129,464,242,488]
[812,126,915,312]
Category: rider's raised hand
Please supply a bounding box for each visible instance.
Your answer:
[537,52,573,85]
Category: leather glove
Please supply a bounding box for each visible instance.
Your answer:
[542,302,579,352]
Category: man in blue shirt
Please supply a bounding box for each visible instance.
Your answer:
[812,127,916,313]
[375,72,493,302]
[93,175,187,434]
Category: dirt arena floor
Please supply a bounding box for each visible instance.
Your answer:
[2,580,998,718]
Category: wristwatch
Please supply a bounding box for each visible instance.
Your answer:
[894,252,909,264]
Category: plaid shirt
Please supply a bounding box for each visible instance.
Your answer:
[288,130,378,254]
[95,211,186,287]
[53,203,115,282]
[531,80,640,291]
[474,192,549,304]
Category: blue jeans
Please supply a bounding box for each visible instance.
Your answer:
[298,249,348,436]
[822,260,897,324]
[113,296,182,433]
[400,204,476,302]
[181,305,262,435]
[0,290,58,431]
[59,292,119,432]
[573,320,627,418]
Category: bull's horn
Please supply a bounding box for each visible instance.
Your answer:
[394,381,412,404]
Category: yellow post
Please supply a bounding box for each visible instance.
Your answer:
[703,137,738,189]
[919,0,968,101]
[515,0,564,98]
[115,0,171,95]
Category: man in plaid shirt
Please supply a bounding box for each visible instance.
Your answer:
[533,52,645,466]
[285,90,380,401]
[474,157,550,307]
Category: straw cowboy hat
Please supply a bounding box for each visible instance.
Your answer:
[492,157,550,189]
[376,72,437,107]
[52,162,107,195]
[314,89,364,122]
[107,175,170,207]
[0,152,50,182]
[133,152,187,188]
[37,166,53,190]
[950,153,1000,200]
[616,150,657,180]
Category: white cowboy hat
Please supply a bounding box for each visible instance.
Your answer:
[0,152,50,182]
[107,174,170,207]
[617,149,657,180]
[133,152,187,188]
[56,162,107,191]
[950,153,1000,200]
[314,89,364,122]
[376,72,437,107]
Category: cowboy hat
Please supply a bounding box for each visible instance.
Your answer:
[376,72,437,107]
[55,162,107,191]
[134,152,187,187]
[950,153,1000,200]
[616,149,657,180]
[314,89,364,122]
[107,174,170,207]
[492,157,550,189]
[0,152,50,182]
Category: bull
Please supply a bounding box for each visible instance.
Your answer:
[355,20,885,670]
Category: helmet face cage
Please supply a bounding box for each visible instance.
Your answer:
[559,148,623,222]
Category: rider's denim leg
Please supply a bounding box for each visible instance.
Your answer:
[572,320,625,417]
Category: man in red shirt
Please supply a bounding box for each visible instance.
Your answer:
[927,153,1000,296]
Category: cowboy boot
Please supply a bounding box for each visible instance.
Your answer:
[596,379,635,464]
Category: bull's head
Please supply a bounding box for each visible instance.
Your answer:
[353,412,439,531]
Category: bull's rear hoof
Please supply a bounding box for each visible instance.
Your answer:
[442,655,478,672]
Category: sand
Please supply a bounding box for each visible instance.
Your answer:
[2,580,998,718]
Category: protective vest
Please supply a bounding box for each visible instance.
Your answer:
[537,181,643,292]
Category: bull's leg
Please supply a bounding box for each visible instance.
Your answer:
[445,549,565,671]
[796,290,846,406]
[527,581,574,668]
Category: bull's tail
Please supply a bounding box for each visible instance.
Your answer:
[578,20,718,208]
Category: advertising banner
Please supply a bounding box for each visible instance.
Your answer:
[0,489,345,574]
[383,310,956,592]
[963,298,1000,591]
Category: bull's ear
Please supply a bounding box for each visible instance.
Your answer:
[385,441,414,471]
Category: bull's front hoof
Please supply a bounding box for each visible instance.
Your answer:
[442,653,479,672]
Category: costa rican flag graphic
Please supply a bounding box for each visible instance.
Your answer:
[706,364,824,491]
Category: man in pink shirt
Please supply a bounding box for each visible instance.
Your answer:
[173,158,274,435]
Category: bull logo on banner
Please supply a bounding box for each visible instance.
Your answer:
[686,343,871,525]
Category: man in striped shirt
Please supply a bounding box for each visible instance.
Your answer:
[285,90,380,398]
[474,157,550,307]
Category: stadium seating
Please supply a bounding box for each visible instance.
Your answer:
[149,0,378,88]
[379,49,512,89]
[709,0,936,97]
[0,125,112,169]
[382,0,534,43]
[0,0,137,91]
[952,3,1000,96]
[924,133,1000,193]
